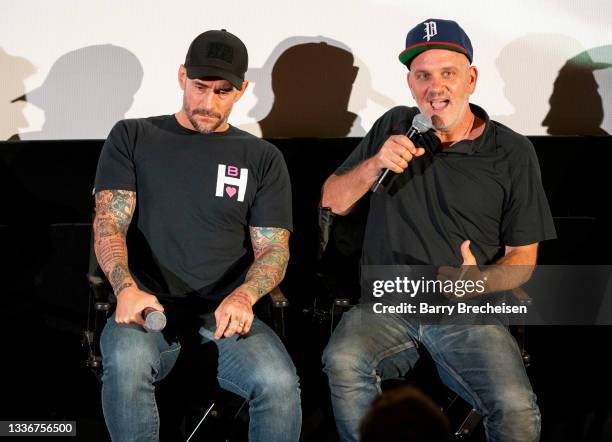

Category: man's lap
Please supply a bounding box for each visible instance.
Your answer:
[324,304,533,411]
[101,312,298,392]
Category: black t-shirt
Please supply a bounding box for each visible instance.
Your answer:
[94,115,292,303]
[336,104,556,267]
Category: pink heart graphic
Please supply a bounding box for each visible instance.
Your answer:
[225,186,237,198]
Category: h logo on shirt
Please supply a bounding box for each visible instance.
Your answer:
[216,164,248,202]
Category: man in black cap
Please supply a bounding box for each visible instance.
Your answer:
[94,30,300,441]
[321,19,555,441]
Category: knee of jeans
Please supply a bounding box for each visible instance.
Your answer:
[251,363,300,404]
[102,325,159,381]
[322,340,369,382]
[487,387,541,440]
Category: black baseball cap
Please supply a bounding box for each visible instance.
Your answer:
[184,29,248,89]
[399,19,473,69]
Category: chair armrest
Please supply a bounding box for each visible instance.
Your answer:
[269,287,289,308]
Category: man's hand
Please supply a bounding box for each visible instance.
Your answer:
[115,286,164,325]
[321,135,427,214]
[214,290,255,339]
[370,135,426,174]
[459,240,477,266]
[437,240,487,301]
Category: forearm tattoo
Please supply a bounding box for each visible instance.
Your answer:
[93,190,136,295]
[109,262,130,289]
[244,227,290,301]
[98,238,125,270]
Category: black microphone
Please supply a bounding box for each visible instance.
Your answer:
[142,307,167,332]
[371,113,433,194]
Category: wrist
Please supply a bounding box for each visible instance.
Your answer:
[114,278,136,297]
[234,286,259,306]
[362,157,383,181]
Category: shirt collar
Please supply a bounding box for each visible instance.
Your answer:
[442,103,491,155]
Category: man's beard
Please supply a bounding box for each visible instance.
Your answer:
[425,91,452,131]
[425,92,470,133]
[431,115,446,131]
[184,102,227,134]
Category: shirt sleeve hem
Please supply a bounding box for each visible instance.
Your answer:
[248,222,293,233]
[94,183,137,193]
[504,232,557,247]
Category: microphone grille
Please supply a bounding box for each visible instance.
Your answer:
[144,310,167,332]
[412,113,433,133]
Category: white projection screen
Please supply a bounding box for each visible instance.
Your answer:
[1,0,611,140]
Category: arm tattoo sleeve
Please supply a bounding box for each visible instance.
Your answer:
[93,190,137,295]
[242,227,290,302]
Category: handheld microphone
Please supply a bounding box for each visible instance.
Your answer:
[371,113,433,193]
[142,307,167,332]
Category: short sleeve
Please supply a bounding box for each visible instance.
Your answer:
[248,146,293,231]
[501,140,556,246]
[94,121,137,193]
[335,106,416,175]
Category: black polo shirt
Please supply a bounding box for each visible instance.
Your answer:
[336,104,556,267]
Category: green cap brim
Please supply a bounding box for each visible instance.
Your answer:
[399,43,470,69]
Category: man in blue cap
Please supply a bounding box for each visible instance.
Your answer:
[321,19,555,441]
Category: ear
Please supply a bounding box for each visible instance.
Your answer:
[467,65,478,94]
[178,64,187,91]
[233,80,249,102]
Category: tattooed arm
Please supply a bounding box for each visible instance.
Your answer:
[213,227,290,339]
[243,227,291,303]
[93,190,136,294]
[93,190,163,324]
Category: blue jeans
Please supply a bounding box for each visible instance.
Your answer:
[101,312,301,442]
[322,305,540,442]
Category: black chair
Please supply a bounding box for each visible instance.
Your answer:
[81,208,291,442]
[315,207,533,441]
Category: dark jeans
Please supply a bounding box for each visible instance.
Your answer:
[101,312,301,442]
[323,305,540,442]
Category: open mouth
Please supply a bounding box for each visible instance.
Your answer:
[430,100,450,111]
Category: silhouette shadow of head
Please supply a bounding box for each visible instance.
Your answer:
[494,34,586,135]
[257,42,359,137]
[0,48,36,140]
[542,45,612,135]
[15,44,143,140]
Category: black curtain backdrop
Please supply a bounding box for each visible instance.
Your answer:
[2,136,612,441]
